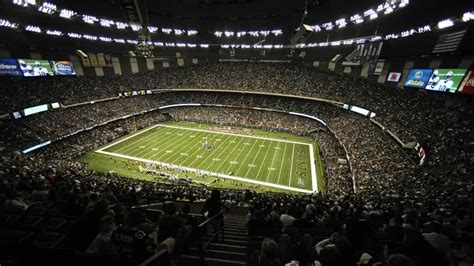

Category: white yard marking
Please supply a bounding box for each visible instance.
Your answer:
[234,139,259,175]
[214,136,246,173]
[265,142,280,182]
[96,149,313,193]
[195,134,233,168]
[115,127,172,155]
[97,125,160,152]
[156,124,309,145]
[309,144,318,192]
[288,144,296,187]
[166,131,207,164]
[174,131,213,166]
[255,140,273,181]
[95,123,320,193]
[130,127,186,158]
[277,142,288,185]
[244,140,266,177]
[151,129,196,161]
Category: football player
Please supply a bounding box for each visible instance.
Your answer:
[434,71,454,92]
[33,61,50,76]
[18,60,34,76]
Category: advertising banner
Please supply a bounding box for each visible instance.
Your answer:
[18,59,54,77]
[404,69,433,88]
[386,72,402,82]
[458,70,474,95]
[0,58,22,76]
[51,61,77,75]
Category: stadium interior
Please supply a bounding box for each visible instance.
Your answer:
[0,0,473,265]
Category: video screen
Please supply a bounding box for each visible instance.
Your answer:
[425,69,467,93]
[386,72,402,82]
[0,58,23,76]
[51,61,76,76]
[404,69,433,88]
[458,70,474,95]
[18,59,54,77]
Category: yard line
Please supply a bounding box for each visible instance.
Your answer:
[177,132,218,166]
[204,135,241,171]
[117,127,180,156]
[138,127,205,161]
[95,149,313,193]
[265,142,281,183]
[168,131,209,165]
[308,144,318,193]
[223,137,256,174]
[120,127,180,156]
[152,129,198,161]
[97,124,160,152]
[288,144,296,187]
[233,138,259,177]
[195,134,233,169]
[277,142,288,185]
[156,124,309,145]
[243,139,268,179]
[253,140,273,181]
[214,136,247,174]
[104,126,165,154]
[129,127,186,158]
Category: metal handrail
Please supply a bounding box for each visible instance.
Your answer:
[198,210,225,228]
[139,248,168,266]
[197,210,225,266]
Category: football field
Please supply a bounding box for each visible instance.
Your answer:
[95,122,320,193]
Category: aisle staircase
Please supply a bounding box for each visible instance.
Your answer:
[179,214,248,266]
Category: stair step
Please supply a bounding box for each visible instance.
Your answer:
[215,238,247,245]
[225,224,246,228]
[224,227,247,233]
[179,254,246,266]
[188,248,247,261]
[222,231,247,237]
[209,242,246,252]
[226,220,246,223]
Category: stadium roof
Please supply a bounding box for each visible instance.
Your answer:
[0,0,471,54]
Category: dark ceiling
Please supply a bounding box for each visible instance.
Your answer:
[0,0,472,54]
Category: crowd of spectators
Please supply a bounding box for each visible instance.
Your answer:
[0,62,473,265]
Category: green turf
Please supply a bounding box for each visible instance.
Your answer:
[82,121,325,194]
